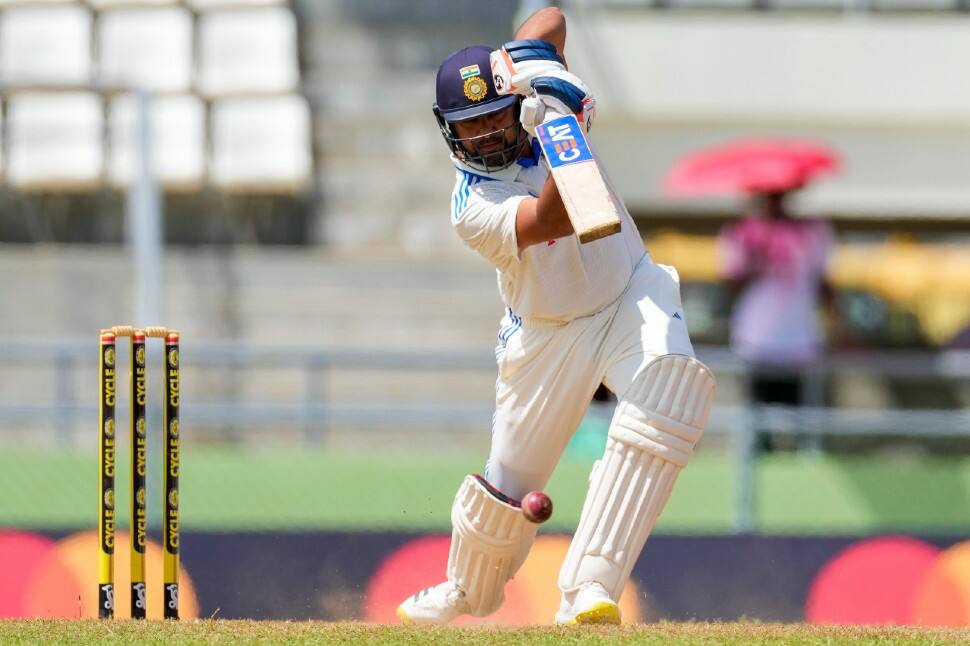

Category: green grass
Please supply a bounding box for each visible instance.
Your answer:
[0,620,967,645]
[2,447,970,533]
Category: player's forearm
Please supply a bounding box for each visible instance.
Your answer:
[537,176,573,235]
[513,7,567,61]
[515,176,574,249]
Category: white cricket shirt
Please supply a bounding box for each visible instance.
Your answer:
[450,150,647,324]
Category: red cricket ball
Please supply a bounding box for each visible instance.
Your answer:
[521,491,553,524]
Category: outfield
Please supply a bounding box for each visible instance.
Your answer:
[2,448,970,533]
[1,620,968,645]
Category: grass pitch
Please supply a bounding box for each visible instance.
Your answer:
[1,620,968,645]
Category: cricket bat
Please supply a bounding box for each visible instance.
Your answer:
[532,111,621,243]
[489,47,621,243]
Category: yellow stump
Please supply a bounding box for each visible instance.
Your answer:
[130,331,148,619]
[162,331,180,619]
[98,331,117,619]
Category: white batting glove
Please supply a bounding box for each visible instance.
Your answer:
[525,70,597,134]
[519,96,545,137]
[490,39,565,96]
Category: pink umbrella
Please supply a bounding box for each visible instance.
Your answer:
[663,138,840,197]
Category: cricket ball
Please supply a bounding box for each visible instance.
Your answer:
[521,491,553,524]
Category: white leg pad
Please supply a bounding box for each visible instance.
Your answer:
[448,475,539,617]
[559,355,716,600]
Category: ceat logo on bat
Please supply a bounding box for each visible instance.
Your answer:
[536,115,593,168]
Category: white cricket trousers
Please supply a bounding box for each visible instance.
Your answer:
[486,259,695,500]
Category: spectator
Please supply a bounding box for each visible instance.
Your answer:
[718,189,838,451]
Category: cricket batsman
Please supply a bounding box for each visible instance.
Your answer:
[397,7,717,625]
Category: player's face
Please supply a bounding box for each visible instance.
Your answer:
[451,105,525,162]
[453,105,516,140]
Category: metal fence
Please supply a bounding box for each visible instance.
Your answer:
[567,0,970,13]
[0,339,967,532]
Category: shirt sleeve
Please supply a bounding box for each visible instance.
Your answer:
[451,175,527,271]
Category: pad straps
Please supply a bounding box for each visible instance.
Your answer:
[559,355,716,599]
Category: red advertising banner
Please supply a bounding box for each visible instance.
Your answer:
[1,530,968,625]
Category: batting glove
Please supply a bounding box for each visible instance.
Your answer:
[520,70,597,137]
[490,39,565,96]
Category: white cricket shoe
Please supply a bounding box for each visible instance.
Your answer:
[396,581,470,626]
[555,582,621,625]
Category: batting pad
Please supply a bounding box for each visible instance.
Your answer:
[559,355,716,600]
[448,475,538,616]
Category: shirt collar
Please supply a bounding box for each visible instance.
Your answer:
[451,154,521,183]
[450,138,542,182]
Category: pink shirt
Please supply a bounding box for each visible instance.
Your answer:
[719,215,834,365]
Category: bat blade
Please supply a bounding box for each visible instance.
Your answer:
[534,114,621,244]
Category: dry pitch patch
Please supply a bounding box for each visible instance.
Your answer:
[2,621,969,645]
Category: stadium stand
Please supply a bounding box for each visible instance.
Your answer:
[7,92,103,191]
[0,0,964,475]
[581,0,966,9]
[108,93,206,190]
[210,95,313,193]
[196,6,300,97]
[97,4,194,93]
[187,0,287,9]
[0,4,92,85]
[0,0,313,243]
[88,0,183,7]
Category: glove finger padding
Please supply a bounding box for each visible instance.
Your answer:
[503,39,563,64]
[491,39,565,96]
[530,70,596,133]
[519,96,545,137]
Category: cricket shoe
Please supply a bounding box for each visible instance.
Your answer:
[396,581,470,626]
[555,582,621,625]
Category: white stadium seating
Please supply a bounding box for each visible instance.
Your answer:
[0,0,312,195]
[0,5,92,85]
[665,0,754,7]
[108,93,206,190]
[0,0,78,6]
[210,94,312,193]
[87,0,180,8]
[187,0,285,9]
[197,7,300,97]
[7,92,103,190]
[97,5,193,93]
